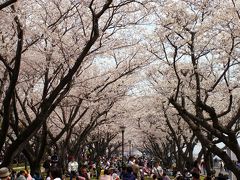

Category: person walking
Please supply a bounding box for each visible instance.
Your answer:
[132,159,141,180]
[68,156,78,180]
[16,171,26,180]
[0,167,11,180]
[78,165,90,180]
[122,167,135,180]
[152,161,163,178]
[191,160,201,180]
[50,167,62,180]
[99,169,113,180]
[162,172,171,180]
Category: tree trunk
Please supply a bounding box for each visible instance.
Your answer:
[203,148,211,176]
[29,160,41,176]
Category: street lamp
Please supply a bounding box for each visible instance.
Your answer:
[119,125,126,169]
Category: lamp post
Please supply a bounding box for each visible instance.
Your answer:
[120,125,126,169]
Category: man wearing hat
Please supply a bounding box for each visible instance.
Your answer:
[0,167,11,180]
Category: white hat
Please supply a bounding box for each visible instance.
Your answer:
[0,167,11,178]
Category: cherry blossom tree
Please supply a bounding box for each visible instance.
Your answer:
[144,0,240,176]
[0,0,17,10]
[0,0,148,168]
[127,94,196,171]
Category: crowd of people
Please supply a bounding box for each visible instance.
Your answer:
[0,168,43,180]
[0,155,231,180]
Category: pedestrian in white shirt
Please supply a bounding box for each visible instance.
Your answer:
[68,156,78,180]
